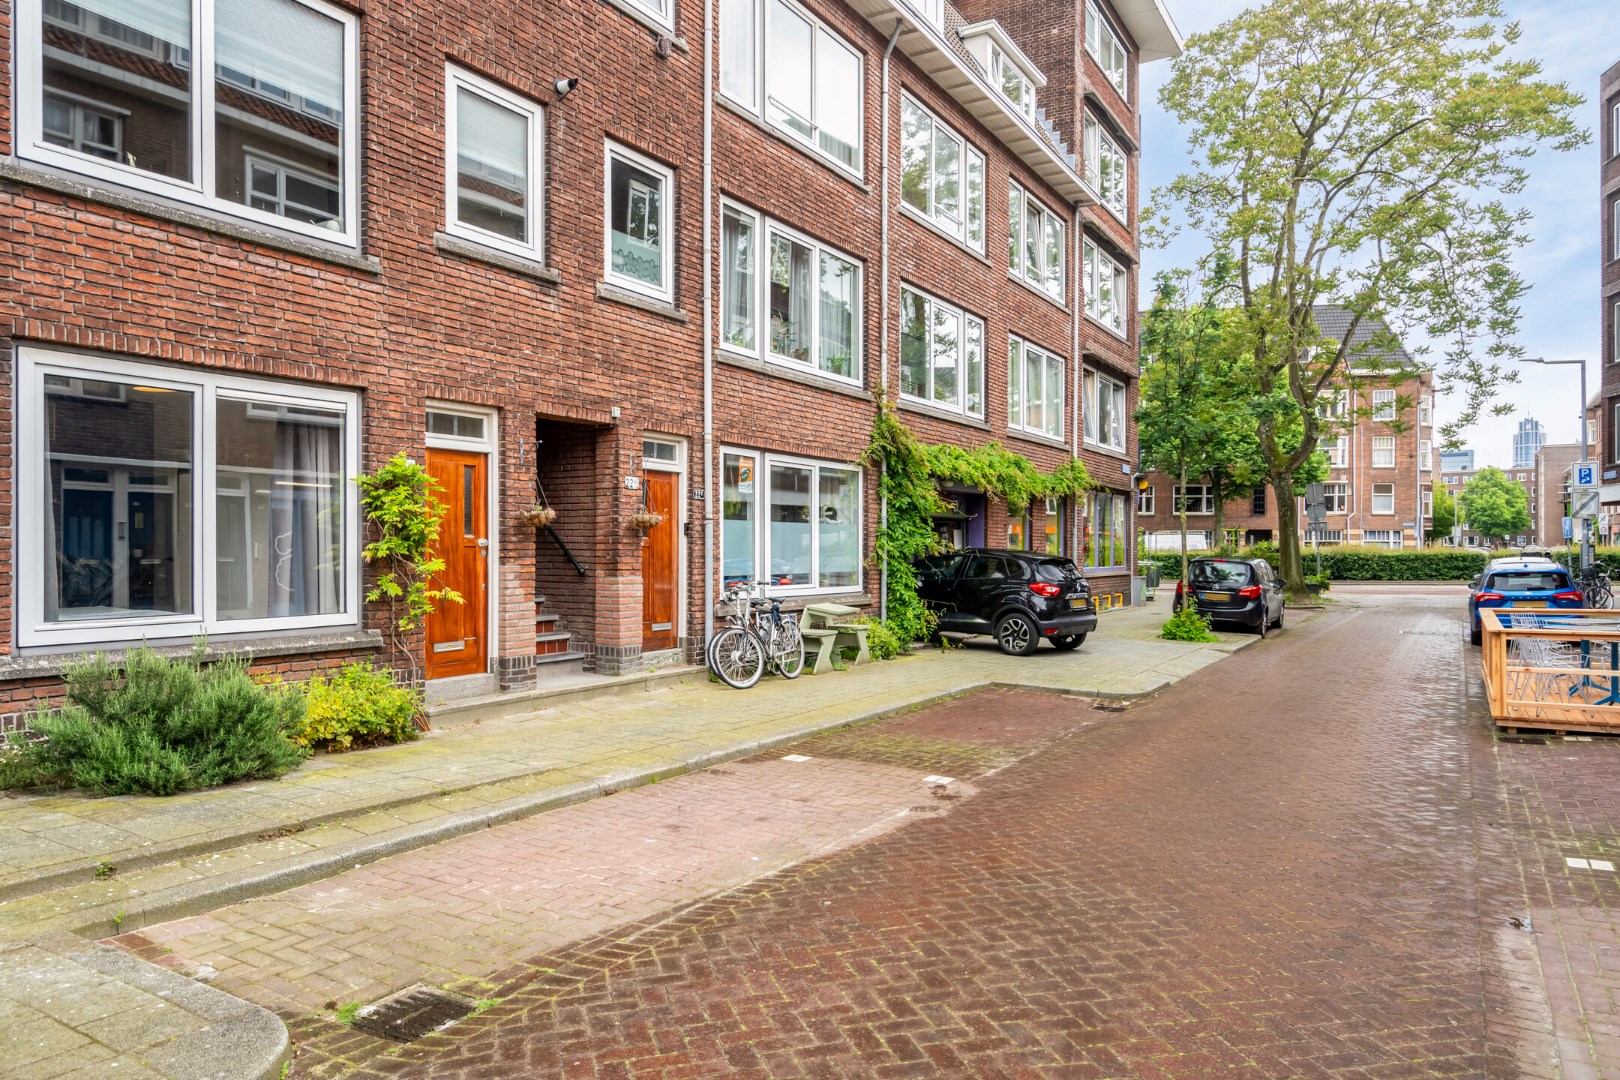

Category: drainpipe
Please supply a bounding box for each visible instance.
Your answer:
[877,18,903,625]
[701,0,716,647]
[1072,206,1082,562]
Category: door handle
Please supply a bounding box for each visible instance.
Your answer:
[476,538,490,549]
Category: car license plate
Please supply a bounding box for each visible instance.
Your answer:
[1201,591,1230,601]
[1515,600,1547,609]
[1069,597,1087,610]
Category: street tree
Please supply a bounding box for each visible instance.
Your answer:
[1458,467,1530,545]
[1153,0,1583,590]
[1426,483,1458,544]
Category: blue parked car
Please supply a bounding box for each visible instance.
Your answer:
[1468,557,1583,645]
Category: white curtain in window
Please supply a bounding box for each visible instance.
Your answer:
[815,33,861,168]
[216,0,343,111]
[719,0,756,106]
[456,89,527,180]
[91,0,190,47]
[722,210,755,350]
[267,408,343,617]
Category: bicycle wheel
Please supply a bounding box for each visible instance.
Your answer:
[775,617,805,679]
[709,626,764,689]
[1590,580,1613,609]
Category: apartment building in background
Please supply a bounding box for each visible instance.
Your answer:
[1440,466,1536,548]
[1513,417,1546,470]
[1137,307,1434,550]
[0,0,1180,722]
[1600,58,1620,537]
[1439,448,1475,472]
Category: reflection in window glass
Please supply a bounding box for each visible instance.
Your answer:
[454,86,529,243]
[769,234,813,363]
[818,252,857,378]
[722,208,756,351]
[770,463,812,586]
[608,149,667,292]
[818,468,858,588]
[722,454,757,586]
[45,379,195,621]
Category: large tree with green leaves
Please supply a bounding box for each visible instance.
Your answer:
[1426,483,1458,544]
[1153,0,1583,590]
[1458,467,1530,544]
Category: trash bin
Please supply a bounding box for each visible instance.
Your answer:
[1131,577,1145,605]
[1141,563,1160,600]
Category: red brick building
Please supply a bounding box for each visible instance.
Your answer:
[0,0,1178,723]
[1599,58,1620,531]
[1137,308,1434,550]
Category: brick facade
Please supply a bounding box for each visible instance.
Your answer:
[1599,59,1620,529]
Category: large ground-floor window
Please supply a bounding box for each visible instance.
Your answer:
[1085,491,1128,569]
[721,449,861,593]
[19,347,360,646]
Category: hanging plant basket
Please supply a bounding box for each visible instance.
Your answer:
[520,505,558,528]
[628,510,665,530]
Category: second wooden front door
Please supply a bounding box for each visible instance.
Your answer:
[641,469,679,652]
[424,448,488,680]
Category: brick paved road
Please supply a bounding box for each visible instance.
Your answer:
[280,594,1583,1079]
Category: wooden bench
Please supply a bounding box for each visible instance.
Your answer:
[804,603,870,667]
[801,627,839,674]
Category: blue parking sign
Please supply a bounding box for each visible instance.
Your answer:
[1576,463,1597,486]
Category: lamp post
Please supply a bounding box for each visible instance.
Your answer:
[1520,356,1591,569]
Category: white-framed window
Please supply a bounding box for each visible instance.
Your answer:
[1612,299,1620,363]
[991,45,1035,120]
[1323,389,1350,418]
[1136,485,1154,514]
[1082,367,1126,452]
[1422,488,1433,519]
[1613,100,1620,159]
[1085,0,1127,97]
[1044,496,1065,556]
[1372,389,1396,421]
[1008,181,1065,302]
[1371,483,1395,514]
[1613,197,1620,261]
[1322,483,1348,513]
[1372,436,1395,468]
[19,346,359,647]
[900,95,985,251]
[1305,529,1343,544]
[721,0,863,175]
[619,0,673,30]
[1589,419,1598,448]
[20,0,360,245]
[445,67,544,260]
[1325,435,1348,468]
[898,0,941,27]
[1083,238,1127,335]
[1082,113,1126,219]
[720,450,861,594]
[1008,336,1064,440]
[719,202,862,382]
[1419,397,1432,426]
[604,142,675,302]
[1363,529,1402,549]
[1466,534,1479,547]
[1419,439,1431,468]
[1086,492,1127,568]
[900,286,983,418]
[1173,485,1213,515]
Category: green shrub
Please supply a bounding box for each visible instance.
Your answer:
[1147,546,1492,583]
[287,663,422,751]
[0,648,308,796]
[842,618,905,661]
[1160,606,1218,642]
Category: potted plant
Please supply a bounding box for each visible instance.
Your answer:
[628,509,665,530]
[1305,573,1331,595]
[521,476,557,528]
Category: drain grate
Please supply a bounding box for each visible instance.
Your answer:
[351,986,477,1043]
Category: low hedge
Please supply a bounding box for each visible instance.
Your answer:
[1144,546,1620,583]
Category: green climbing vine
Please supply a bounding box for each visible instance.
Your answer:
[356,453,463,682]
[862,399,1097,645]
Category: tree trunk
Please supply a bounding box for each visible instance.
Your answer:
[1274,479,1306,593]
[1179,463,1190,593]
[1210,475,1226,552]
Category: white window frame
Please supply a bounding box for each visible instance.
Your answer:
[42,88,126,159]
[1613,100,1620,160]
[1305,529,1343,544]
[1612,298,1620,363]
[720,448,864,597]
[1136,485,1154,514]
[1325,435,1348,468]
[243,151,339,224]
[1082,112,1127,220]
[1008,335,1064,440]
[899,284,984,418]
[1364,529,1401,549]
[1082,367,1126,452]
[1173,485,1213,515]
[1419,439,1431,468]
[444,67,545,262]
[1372,436,1395,468]
[17,0,361,245]
[1085,0,1127,98]
[620,0,674,31]
[1613,196,1620,261]
[1422,488,1433,519]
[1372,389,1396,421]
[1371,483,1395,515]
[899,94,985,252]
[18,345,361,647]
[1418,396,1432,426]
[991,45,1035,120]
[1082,238,1127,337]
[603,141,675,303]
[1008,180,1065,303]
[1322,483,1349,514]
[722,0,865,177]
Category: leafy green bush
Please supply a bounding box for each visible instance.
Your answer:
[0,648,308,796]
[287,663,422,751]
[1160,606,1218,642]
[1146,546,1491,583]
[844,618,905,661]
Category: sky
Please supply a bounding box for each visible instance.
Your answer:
[1138,0,1620,469]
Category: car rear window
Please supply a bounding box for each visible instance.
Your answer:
[1486,571,1569,592]
[1034,559,1081,584]
[1188,560,1253,587]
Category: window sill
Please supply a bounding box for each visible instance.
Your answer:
[0,161,382,274]
[598,0,688,48]
[899,397,990,430]
[1006,270,1069,313]
[1082,440,1129,459]
[898,203,990,265]
[1006,428,1069,451]
[1082,311,1130,342]
[435,232,561,284]
[716,96,871,193]
[717,348,871,400]
[596,282,688,322]
[0,628,381,681]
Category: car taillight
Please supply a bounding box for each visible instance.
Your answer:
[1237,585,1262,599]
[1553,590,1584,603]
[1475,591,1504,604]
[1175,581,1184,596]
[1028,582,1061,597]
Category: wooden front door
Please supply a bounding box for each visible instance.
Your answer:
[640,469,679,652]
[424,448,488,680]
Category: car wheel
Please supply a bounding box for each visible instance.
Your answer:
[1051,633,1086,651]
[995,612,1040,656]
[1470,623,1481,647]
[1256,611,1269,639]
[1272,605,1284,630]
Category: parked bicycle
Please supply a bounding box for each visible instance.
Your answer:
[1579,564,1613,609]
[706,581,806,689]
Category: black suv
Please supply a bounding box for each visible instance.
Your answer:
[913,548,1097,655]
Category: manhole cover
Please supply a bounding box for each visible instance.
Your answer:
[351,986,476,1043]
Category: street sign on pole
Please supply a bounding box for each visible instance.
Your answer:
[1574,489,1601,519]
[1575,462,1598,488]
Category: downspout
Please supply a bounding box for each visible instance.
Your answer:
[877,18,903,624]
[701,0,716,647]
[1072,205,1082,563]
